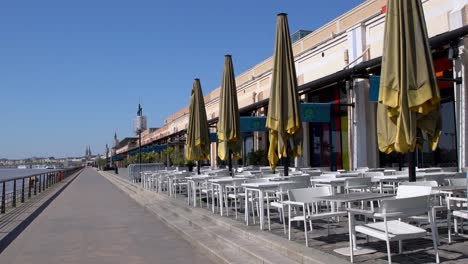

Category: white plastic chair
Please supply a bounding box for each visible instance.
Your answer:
[447,196,468,243]
[348,195,439,264]
[448,178,467,186]
[267,181,310,233]
[286,187,347,247]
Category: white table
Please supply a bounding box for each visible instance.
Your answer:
[241,181,294,230]
[186,175,212,207]
[208,177,247,216]
[319,192,396,257]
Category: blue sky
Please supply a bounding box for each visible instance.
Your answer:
[0,0,365,159]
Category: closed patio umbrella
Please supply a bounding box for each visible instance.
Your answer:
[377,0,441,181]
[186,78,211,174]
[266,13,303,175]
[217,55,241,175]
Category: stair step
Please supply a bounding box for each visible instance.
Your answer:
[101,172,348,264]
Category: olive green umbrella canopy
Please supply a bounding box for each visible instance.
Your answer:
[217,55,241,162]
[377,0,441,154]
[266,13,303,171]
[186,79,211,162]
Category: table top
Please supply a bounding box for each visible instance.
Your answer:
[242,181,294,189]
[186,175,212,181]
[317,192,395,203]
[335,172,360,178]
[310,177,354,184]
[432,185,467,192]
[209,177,247,184]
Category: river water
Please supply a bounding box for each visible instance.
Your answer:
[0,169,59,196]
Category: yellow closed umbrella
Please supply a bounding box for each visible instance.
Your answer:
[186,78,210,174]
[217,55,241,174]
[266,13,303,174]
[377,0,441,181]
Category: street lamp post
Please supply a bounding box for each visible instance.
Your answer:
[134,103,147,181]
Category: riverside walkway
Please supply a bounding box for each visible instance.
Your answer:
[0,167,213,264]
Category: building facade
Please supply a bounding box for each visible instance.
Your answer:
[116,0,468,171]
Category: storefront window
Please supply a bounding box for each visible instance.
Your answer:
[308,84,349,170]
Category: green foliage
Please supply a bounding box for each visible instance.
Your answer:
[247,149,268,165]
[98,158,107,167]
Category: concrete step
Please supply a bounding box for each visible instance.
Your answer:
[100,171,348,264]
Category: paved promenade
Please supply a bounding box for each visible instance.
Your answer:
[0,167,213,264]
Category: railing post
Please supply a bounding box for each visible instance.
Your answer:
[42,174,45,191]
[21,178,25,203]
[28,177,32,198]
[34,176,37,195]
[1,182,5,214]
[12,179,16,207]
[45,173,48,189]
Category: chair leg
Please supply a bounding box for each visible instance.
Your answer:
[282,207,286,235]
[348,213,355,263]
[448,208,452,244]
[234,197,238,219]
[266,203,271,231]
[288,208,291,241]
[385,239,392,264]
[429,211,440,263]
[304,217,308,247]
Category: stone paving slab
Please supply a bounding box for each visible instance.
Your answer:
[136,178,468,264]
[0,167,214,264]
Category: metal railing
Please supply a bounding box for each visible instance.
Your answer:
[128,163,165,183]
[0,166,84,214]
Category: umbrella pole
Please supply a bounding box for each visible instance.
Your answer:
[398,153,403,171]
[284,142,290,176]
[197,161,201,175]
[228,149,233,176]
[408,151,416,182]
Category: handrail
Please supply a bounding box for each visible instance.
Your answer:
[0,169,66,183]
[0,166,84,214]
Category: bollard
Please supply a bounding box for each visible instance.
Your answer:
[21,178,25,203]
[12,179,16,207]
[1,182,5,214]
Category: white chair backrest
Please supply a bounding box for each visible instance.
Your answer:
[283,181,310,191]
[215,170,231,177]
[288,187,330,203]
[262,173,280,178]
[363,171,384,178]
[423,174,444,185]
[448,178,467,186]
[288,175,311,183]
[396,185,432,199]
[380,195,431,217]
[322,171,337,175]
[393,171,408,175]
[356,167,369,172]
[305,171,321,176]
[399,181,438,187]
[453,172,466,179]
[246,178,270,183]
[345,177,372,188]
